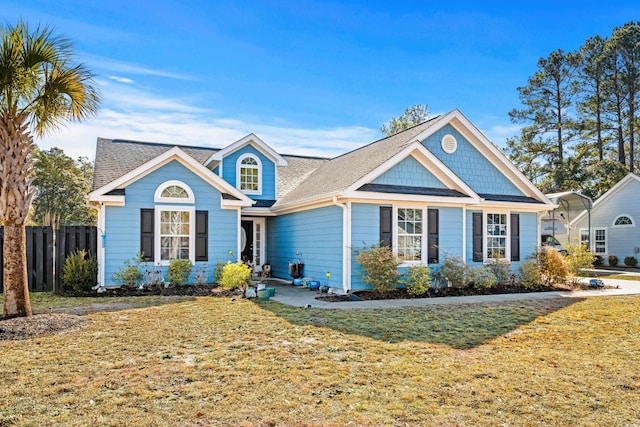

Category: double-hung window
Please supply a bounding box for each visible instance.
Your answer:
[159,209,191,261]
[396,208,423,262]
[486,213,507,259]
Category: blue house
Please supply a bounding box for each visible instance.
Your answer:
[89,109,555,291]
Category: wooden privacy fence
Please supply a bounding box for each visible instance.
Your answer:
[0,226,97,293]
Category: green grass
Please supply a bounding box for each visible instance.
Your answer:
[1,294,640,426]
[24,292,196,313]
[594,273,640,281]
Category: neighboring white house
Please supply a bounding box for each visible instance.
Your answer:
[571,173,640,265]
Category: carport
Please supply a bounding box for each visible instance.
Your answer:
[544,191,593,246]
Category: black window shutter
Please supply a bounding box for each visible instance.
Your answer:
[195,210,208,261]
[510,213,520,262]
[380,206,392,247]
[140,209,154,261]
[428,208,439,263]
[472,212,483,262]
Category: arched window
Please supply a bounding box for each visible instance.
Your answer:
[613,214,635,228]
[237,154,262,194]
[150,181,196,264]
[154,180,195,203]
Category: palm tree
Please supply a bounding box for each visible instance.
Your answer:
[1,22,100,318]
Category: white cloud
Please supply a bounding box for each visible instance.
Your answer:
[85,54,196,81]
[35,109,377,162]
[107,75,134,84]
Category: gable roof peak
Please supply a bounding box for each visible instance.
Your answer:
[206,133,288,166]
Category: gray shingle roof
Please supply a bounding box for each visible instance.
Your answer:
[92,138,219,190]
[92,138,329,197]
[272,116,441,207]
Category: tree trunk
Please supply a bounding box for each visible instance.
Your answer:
[2,223,32,318]
[0,108,35,318]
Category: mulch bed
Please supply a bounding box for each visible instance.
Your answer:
[316,284,569,302]
[61,284,236,298]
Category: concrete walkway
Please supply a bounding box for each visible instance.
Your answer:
[267,275,640,310]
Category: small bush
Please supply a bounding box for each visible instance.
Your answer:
[112,253,144,288]
[624,256,638,267]
[593,255,604,267]
[213,261,226,284]
[537,248,569,286]
[142,262,164,287]
[167,259,193,286]
[400,265,431,296]
[486,259,513,283]
[356,244,400,293]
[62,250,98,292]
[219,262,252,290]
[468,265,497,289]
[439,255,468,288]
[565,243,595,283]
[518,258,541,288]
[608,255,618,266]
[193,263,209,285]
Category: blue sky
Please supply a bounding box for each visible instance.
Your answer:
[5,1,640,160]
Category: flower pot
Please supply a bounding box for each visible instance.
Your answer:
[309,280,320,291]
[257,288,270,301]
[267,287,276,297]
[293,278,303,286]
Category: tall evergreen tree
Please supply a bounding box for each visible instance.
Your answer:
[508,49,580,191]
[609,21,640,173]
[380,104,430,136]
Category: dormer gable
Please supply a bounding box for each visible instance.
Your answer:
[206,134,287,201]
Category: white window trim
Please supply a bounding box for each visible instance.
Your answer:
[483,210,511,263]
[236,153,262,195]
[593,227,608,256]
[154,180,195,203]
[613,214,635,228]
[154,206,196,265]
[393,205,427,266]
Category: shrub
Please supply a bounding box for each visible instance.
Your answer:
[62,250,98,292]
[193,263,209,285]
[142,262,163,287]
[400,265,431,296]
[219,262,252,290]
[486,259,513,283]
[213,261,226,284]
[565,243,595,283]
[593,255,604,267]
[624,256,638,267]
[356,244,400,293]
[112,252,144,288]
[518,258,541,289]
[167,259,193,286]
[439,255,468,288]
[537,248,569,286]
[468,265,497,289]
[608,255,618,266]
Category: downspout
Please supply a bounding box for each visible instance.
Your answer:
[333,196,350,293]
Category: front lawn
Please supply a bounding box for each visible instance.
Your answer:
[1,294,639,425]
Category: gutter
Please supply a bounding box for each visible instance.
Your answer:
[332,196,350,293]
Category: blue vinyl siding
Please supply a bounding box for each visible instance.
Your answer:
[221,145,276,200]
[266,206,343,288]
[372,156,446,188]
[423,124,523,196]
[103,160,238,286]
[350,203,381,290]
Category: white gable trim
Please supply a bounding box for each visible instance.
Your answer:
[343,141,481,202]
[413,109,553,206]
[88,146,253,207]
[571,173,640,226]
[205,133,288,167]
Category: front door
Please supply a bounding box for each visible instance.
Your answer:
[241,220,254,265]
[240,217,266,271]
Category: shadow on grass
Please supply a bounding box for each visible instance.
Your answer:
[261,297,585,349]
